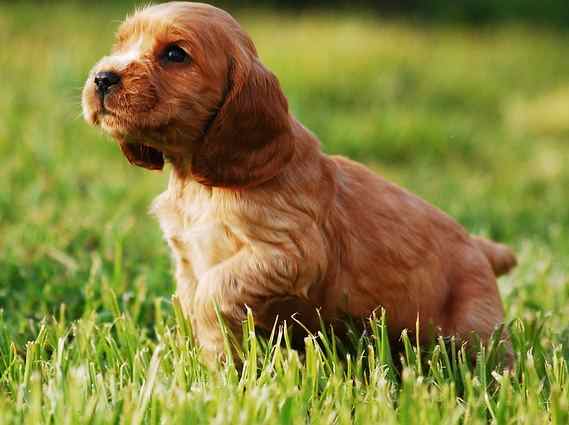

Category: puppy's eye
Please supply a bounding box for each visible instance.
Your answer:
[161,44,190,64]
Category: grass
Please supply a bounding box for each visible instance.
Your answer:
[1,2,569,423]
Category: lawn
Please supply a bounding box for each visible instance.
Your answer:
[1,2,569,424]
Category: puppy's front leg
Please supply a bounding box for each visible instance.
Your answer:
[192,247,298,365]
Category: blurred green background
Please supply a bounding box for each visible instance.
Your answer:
[1,1,568,342]
[236,0,569,27]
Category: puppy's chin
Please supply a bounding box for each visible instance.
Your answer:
[107,123,167,171]
[83,103,166,171]
[98,112,137,137]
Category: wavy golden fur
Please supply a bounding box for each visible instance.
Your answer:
[83,2,517,364]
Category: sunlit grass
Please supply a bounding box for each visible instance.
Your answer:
[1,2,568,423]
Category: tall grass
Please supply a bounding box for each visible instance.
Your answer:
[0,282,567,424]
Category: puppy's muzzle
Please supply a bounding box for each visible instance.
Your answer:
[94,71,121,96]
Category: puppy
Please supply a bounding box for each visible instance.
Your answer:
[82,2,517,363]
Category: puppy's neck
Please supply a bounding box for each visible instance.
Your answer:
[168,120,300,189]
[167,116,324,194]
[168,155,193,182]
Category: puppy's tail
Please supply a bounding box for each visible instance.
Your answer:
[473,236,517,277]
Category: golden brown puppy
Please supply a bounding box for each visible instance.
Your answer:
[82,2,517,363]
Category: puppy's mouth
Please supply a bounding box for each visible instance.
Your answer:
[119,141,165,170]
[91,108,166,171]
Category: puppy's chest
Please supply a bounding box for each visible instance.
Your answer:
[152,190,243,279]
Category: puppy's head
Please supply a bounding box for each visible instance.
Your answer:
[82,2,293,187]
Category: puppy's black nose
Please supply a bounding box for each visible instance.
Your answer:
[94,71,121,95]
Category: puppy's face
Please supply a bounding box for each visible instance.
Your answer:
[83,2,293,186]
[83,3,233,170]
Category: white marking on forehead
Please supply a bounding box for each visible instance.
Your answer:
[111,36,144,70]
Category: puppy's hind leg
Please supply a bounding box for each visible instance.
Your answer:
[443,272,513,367]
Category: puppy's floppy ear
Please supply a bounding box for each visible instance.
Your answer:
[191,50,294,188]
